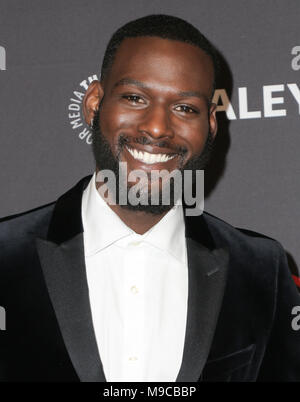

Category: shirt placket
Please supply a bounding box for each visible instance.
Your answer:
[121,240,145,381]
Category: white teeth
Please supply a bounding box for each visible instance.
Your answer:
[144,152,151,163]
[133,149,139,159]
[126,146,176,164]
[149,153,156,164]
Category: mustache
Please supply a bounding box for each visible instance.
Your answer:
[118,134,188,156]
[93,105,188,156]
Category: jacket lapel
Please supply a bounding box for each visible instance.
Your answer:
[35,175,228,383]
[36,175,106,382]
[176,214,229,382]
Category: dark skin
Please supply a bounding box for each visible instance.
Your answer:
[83,36,217,234]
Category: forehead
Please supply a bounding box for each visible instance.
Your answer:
[105,36,214,97]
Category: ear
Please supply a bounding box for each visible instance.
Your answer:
[209,102,218,139]
[82,80,104,126]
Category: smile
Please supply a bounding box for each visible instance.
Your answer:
[125,146,176,164]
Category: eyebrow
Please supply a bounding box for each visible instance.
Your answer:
[112,77,208,101]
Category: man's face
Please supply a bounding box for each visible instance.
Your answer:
[87,36,217,212]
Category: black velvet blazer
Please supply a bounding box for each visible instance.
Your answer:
[0,175,299,382]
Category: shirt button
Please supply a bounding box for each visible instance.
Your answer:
[130,285,139,295]
[130,241,142,246]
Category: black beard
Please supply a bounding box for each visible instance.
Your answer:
[91,107,214,215]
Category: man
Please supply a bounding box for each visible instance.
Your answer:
[0,14,300,382]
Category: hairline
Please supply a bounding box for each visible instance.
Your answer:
[100,35,216,101]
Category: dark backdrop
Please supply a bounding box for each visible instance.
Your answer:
[0,0,299,285]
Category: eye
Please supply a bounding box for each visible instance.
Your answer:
[174,105,199,114]
[122,94,145,105]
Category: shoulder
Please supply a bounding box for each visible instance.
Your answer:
[0,202,55,243]
[0,174,91,246]
[201,212,291,306]
[202,211,285,263]
[0,202,56,282]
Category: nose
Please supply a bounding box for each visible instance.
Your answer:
[137,104,174,139]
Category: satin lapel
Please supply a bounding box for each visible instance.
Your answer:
[36,234,106,382]
[176,237,229,382]
[35,175,228,382]
[35,175,105,382]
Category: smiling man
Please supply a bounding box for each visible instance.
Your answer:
[85,31,216,231]
[0,14,300,383]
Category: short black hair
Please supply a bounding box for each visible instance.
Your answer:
[100,14,219,97]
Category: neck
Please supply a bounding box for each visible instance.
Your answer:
[108,204,169,235]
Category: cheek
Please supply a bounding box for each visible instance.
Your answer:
[178,119,210,156]
[100,102,137,134]
[98,104,132,152]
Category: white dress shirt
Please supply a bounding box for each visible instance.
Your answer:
[81,172,188,382]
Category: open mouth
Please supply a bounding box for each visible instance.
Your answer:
[125,146,177,165]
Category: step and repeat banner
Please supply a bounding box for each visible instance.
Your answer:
[0,0,299,286]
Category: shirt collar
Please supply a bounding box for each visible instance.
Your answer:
[82,173,133,256]
[82,172,187,264]
[141,202,187,264]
